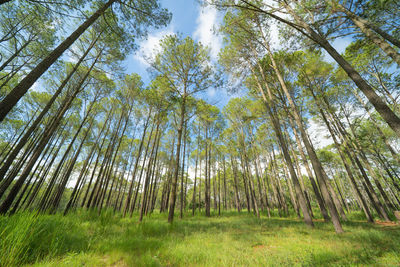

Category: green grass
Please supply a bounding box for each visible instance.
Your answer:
[0,210,399,266]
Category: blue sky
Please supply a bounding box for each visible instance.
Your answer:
[121,0,353,112]
[126,0,199,80]
[123,0,234,109]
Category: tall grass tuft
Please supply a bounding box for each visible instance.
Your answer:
[0,212,40,266]
[0,212,88,266]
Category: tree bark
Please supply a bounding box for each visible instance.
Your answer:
[168,96,186,223]
[251,65,313,227]
[0,0,115,121]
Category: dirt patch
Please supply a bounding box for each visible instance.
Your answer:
[100,255,129,267]
[374,220,399,227]
[252,243,266,251]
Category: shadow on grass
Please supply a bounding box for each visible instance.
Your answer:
[1,209,399,266]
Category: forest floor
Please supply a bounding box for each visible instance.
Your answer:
[1,210,400,266]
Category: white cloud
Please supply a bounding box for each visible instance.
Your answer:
[31,81,40,92]
[207,87,216,98]
[268,21,281,49]
[307,118,333,149]
[133,27,175,66]
[193,5,222,60]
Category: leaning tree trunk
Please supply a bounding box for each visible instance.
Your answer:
[352,89,400,166]
[0,38,96,181]
[50,118,95,213]
[334,3,400,58]
[139,121,160,222]
[0,0,115,121]
[64,109,112,215]
[287,111,329,220]
[80,118,113,208]
[0,83,82,214]
[281,3,400,138]
[130,119,156,215]
[251,65,314,227]
[318,104,375,223]
[38,102,93,212]
[264,47,343,233]
[0,0,12,6]
[123,112,151,216]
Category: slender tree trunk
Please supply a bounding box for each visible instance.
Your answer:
[64,109,112,214]
[51,118,95,212]
[265,45,343,232]
[123,112,151,216]
[218,160,221,216]
[223,156,227,210]
[39,107,93,212]
[0,38,34,73]
[0,0,115,120]
[334,3,400,61]
[0,92,79,213]
[80,117,113,208]
[180,122,187,219]
[353,89,400,166]
[139,120,160,221]
[0,39,96,181]
[230,156,241,212]
[160,136,175,213]
[192,131,200,216]
[212,162,218,211]
[168,97,186,223]
[131,119,156,215]
[251,66,313,227]
[282,3,400,137]
[240,157,251,213]
[18,132,61,211]
[244,156,260,218]
[320,107,375,223]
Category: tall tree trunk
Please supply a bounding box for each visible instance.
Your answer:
[0,0,115,121]
[281,2,400,137]
[80,116,113,208]
[131,119,156,215]
[239,157,251,213]
[180,122,187,219]
[64,109,112,214]
[318,105,375,223]
[168,96,186,223]
[192,130,200,216]
[123,112,151,216]
[223,156,227,210]
[230,156,241,212]
[0,38,96,181]
[218,160,221,216]
[0,89,82,213]
[251,65,314,228]
[265,49,343,233]
[334,3,400,57]
[139,120,160,222]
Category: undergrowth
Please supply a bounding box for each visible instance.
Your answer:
[0,210,399,266]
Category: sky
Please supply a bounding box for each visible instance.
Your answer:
[124,0,233,108]
[122,0,352,109]
[120,0,356,149]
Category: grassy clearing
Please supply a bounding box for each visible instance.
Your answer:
[0,210,399,266]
